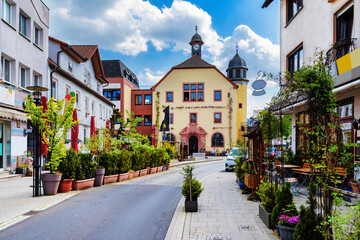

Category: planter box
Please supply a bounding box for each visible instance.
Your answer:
[72,178,95,191]
[118,173,129,182]
[156,166,163,173]
[103,175,118,184]
[133,170,140,178]
[276,225,295,240]
[94,168,105,187]
[58,179,73,193]
[244,173,259,189]
[139,169,148,177]
[259,204,274,229]
[185,199,198,212]
[150,167,157,174]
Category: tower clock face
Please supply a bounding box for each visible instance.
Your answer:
[193,44,200,50]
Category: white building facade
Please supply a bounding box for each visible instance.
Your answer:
[48,37,114,151]
[0,0,49,171]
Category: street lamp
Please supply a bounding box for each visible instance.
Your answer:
[27,84,48,197]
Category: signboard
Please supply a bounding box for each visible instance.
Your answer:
[0,85,15,106]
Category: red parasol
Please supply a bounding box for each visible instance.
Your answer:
[40,96,48,157]
[71,109,79,152]
[105,120,110,151]
[151,124,156,146]
[90,116,96,136]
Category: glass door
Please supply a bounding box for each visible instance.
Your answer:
[0,123,3,170]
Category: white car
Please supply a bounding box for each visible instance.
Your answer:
[225,148,240,172]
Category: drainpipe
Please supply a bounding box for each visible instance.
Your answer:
[50,46,70,98]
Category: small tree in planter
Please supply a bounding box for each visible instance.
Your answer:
[57,148,78,193]
[181,165,203,212]
[25,95,77,195]
[258,181,275,228]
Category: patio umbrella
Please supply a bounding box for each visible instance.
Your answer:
[40,96,48,157]
[152,124,156,146]
[71,109,79,152]
[105,120,110,151]
[90,116,96,154]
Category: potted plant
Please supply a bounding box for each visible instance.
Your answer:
[258,181,275,229]
[57,149,77,193]
[72,153,96,190]
[99,153,118,184]
[156,148,166,172]
[117,149,132,181]
[276,215,299,240]
[350,179,360,194]
[243,161,259,189]
[181,165,203,212]
[16,164,28,175]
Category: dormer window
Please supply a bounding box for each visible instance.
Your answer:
[84,69,91,85]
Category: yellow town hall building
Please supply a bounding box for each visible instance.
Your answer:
[151,30,248,155]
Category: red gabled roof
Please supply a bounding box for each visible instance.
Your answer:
[71,45,98,60]
[151,55,238,90]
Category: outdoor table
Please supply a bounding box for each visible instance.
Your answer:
[275,164,301,177]
[292,168,320,196]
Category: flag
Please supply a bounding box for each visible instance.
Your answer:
[160,105,170,131]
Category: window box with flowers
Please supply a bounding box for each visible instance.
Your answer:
[276,215,299,240]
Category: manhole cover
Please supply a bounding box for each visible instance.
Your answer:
[207,235,230,240]
[239,224,255,231]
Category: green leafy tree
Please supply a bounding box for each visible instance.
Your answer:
[25,95,78,173]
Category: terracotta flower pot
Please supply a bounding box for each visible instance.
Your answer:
[42,173,62,195]
[146,167,150,174]
[72,178,95,191]
[103,175,118,184]
[128,172,134,180]
[58,179,74,193]
[150,167,157,174]
[118,172,129,182]
[140,169,148,176]
[156,166,163,172]
[133,170,140,178]
[94,168,105,187]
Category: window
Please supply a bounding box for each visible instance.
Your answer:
[75,92,80,108]
[190,113,197,123]
[97,82,101,93]
[212,133,224,147]
[166,133,175,142]
[104,89,120,101]
[214,91,221,101]
[214,113,221,123]
[1,57,11,82]
[239,103,242,109]
[243,70,246,79]
[2,0,13,25]
[335,5,354,59]
[19,12,29,37]
[144,94,152,105]
[288,46,303,75]
[51,80,57,99]
[85,97,89,113]
[33,25,42,47]
[68,59,74,73]
[184,83,204,102]
[33,73,41,86]
[287,0,303,23]
[84,69,91,85]
[144,115,152,126]
[19,66,27,88]
[66,85,71,95]
[135,115,142,126]
[166,92,173,102]
[99,104,102,118]
[92,101,95,115]
[170,113,173,124]
[135,95,142,105]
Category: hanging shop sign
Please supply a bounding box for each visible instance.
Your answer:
[0,85,15,106]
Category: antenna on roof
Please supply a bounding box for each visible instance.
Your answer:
[195,25,198,33]
[236,42,239,54]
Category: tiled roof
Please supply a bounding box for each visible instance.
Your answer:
[71,45,98,60]
[102,60,139,88]
[173,54,214,69]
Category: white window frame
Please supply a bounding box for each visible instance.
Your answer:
[66,85,71,96]
[85,97,89,114]
[1,0,13,25]
[33,23,42,48]
[84,69,91,86]
[52,79,58,100]
[97,82,100,93]
[68,59,74,74]
[18,65,29,89]
[33,73,41,86]
[1,56,11,83]
[99,104,102,119]
[76,91,80,109]
[19,11,30,38]
[92,101,95,115]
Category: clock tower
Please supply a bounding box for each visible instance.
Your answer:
[189,26,204,57]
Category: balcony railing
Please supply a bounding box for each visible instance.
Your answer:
[326,38,357,65]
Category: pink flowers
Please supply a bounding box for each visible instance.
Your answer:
[278,215,299,227]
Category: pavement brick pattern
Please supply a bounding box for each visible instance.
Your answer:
[168,170,280,240]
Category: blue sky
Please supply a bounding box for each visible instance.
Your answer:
[43,0,280,117]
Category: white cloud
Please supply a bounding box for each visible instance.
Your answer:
[138,68,164,86]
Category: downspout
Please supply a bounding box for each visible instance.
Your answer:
[50,46,70,98]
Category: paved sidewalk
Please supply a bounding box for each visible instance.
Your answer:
[170,156,225,168]
[165,170,280,240]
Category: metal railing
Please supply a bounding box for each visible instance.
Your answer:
[326,38,357,65]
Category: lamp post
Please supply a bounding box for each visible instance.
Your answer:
[27,84,48,197]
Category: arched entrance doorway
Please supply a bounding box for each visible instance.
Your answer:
[189,136,198,155]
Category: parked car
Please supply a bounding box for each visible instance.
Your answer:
[265,147,277,158]
[225,148,247,171]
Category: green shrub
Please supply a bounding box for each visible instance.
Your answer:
[117,149,132,173]
[271,182,298,226]
[234,155,245,181]
[163,142,175,159]
[75,153,96,180]
[58,148,78,179]
[98,153,118,175]
[182,178,203,200]
[258,181,275,213]
[131,147,143,171]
